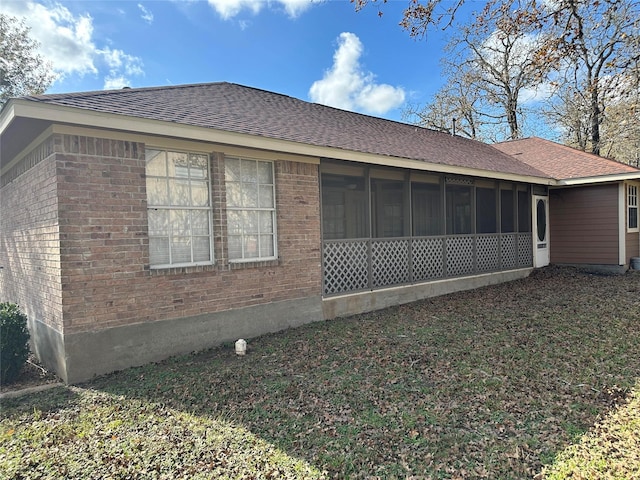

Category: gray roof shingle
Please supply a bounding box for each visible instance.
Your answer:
[22,82,548,178]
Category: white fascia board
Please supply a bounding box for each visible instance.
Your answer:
[8,100,554,185]
[558,172,640,186]
[0,101,16,135]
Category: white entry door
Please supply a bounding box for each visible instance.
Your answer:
[533,195,550,267]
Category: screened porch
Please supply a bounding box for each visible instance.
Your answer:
[321,161,534,296]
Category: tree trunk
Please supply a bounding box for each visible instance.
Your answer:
[590,83,601,156]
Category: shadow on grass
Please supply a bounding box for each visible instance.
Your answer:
[3,268,637,477]
[78,267,640,478]
[540,379,640,478]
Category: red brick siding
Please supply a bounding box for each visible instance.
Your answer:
[56,133,321,335]
[0,136,63,331]
[549,185,619,265]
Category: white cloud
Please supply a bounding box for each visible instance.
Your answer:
[138,3,154,24]
[99,47,144,89]
[309,32,406,116]
[0,1,144,89]
[207,0,261,19]
[206,0,316,19]
[103,76,129,90]
[520,82,555,104]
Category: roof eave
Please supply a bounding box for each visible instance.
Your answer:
[4,100,554,185]
[557,172,640,186]
[0,99,17,135]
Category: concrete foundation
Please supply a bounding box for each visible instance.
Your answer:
[322,268,533,319]
[46,295,323,384]
[37,270,539,384]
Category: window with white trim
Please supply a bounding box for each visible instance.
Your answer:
[225,157,277,261]
[629,184,638,230]
[145,148,214,267]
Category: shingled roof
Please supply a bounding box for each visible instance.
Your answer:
[17,82,548,179]
[494,137,640,181]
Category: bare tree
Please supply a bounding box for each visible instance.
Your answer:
[546,0,640,155]
[0,14,55,107]
[403,65,483,139]
[356,0,640,155]
[404,2,551,141]
[600,63,640,165]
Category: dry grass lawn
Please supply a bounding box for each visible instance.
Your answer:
[2,267,640,479]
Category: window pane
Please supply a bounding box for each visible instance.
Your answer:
[169,178,190,206]
[146,177,168,206]
[226,158,241,182]
[226,182,242,207]
[171,237,191,264]
[243,235,259,258]
[191,180,209,207]
[630,208,638,229]
[260,234,274,257]
[476,187,497,234]
[192,237,211,262]
[258,185,274,208]
[228,235,242,259]
[148,209,169,236]
[171,210,190,236]
[242,185,258,208]
[244,211,259,234]
[149,237,170,265]
[227,210,243,235]
[241,159,257,183]
[501,189,515,233]
[259,211,274,233]
[258,161,273,184]
[146,149,166,176]
[189,154,208,179]
[191,211,210,236]
[168,151,189,178]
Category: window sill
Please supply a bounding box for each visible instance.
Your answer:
[147,263,218,275]
[228,258,280,269]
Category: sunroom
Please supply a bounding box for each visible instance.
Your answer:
[320,160,536,297]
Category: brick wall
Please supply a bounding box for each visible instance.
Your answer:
[0,135,63,331]
[56,135,149,333]
[56,133,322,335]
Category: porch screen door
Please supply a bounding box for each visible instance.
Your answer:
[533,196,550,267]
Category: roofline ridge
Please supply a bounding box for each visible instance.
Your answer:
[22,81,233,102]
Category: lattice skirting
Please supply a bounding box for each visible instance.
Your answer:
[413,238,444,281]
[518,234,533,267]
[323,234,534,296]
[323,240,369,295]
[371,240,409,288]
[446,237,474,277]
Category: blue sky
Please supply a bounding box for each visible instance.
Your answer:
[0,0,473,122]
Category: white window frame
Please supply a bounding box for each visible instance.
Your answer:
[628,184,639,232]
[145,148,214,268]
[225,156,277,262]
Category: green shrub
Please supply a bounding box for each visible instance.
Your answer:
[0,302,30,384]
